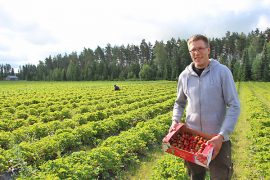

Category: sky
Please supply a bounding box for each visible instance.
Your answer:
[1,0,270,71]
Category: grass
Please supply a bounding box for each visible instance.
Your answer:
[120,146,164,180]
[247,82,270,109]
[231,83,253,179]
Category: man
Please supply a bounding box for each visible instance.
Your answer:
[170,34,240,180]
[114,84,120,91]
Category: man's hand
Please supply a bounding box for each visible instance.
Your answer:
[207,134,224,160]
[169,121,179,132]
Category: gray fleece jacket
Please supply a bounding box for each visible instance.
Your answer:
[172,59,240,141]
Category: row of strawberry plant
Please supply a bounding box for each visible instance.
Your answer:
[0,87,170,131]
[0,92,174,149]
[248,82,270,107]
[150,154,187,179]
[0,83,172,121]
[0,82,170,111]
[25,112,173,179]
[1,98,174,172]
[244,83,270,179]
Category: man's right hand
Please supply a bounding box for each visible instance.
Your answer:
[169,120,179,132]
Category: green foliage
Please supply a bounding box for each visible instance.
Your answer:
[0,132,11,149]
[8,28,269,82]
[1,81,270,179]
[0,81,176,176]
[251,54,263,80]
[151,154,187,180]
[241,83,270,179]
[261,41,270,81]
[153,41,168,79]
[241,48,251,81]
[36,111,172,179]
[139,64,155,80]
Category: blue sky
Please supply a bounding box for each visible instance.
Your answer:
[0,0,270,71]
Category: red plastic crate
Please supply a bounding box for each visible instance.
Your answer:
[162,123,214,168]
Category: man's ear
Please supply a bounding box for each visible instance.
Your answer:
[207,47,211,55]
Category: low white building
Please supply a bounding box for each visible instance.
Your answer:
[5,75,18,81]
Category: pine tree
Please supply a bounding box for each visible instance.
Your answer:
[261,41,270,81]
[241,49,250,81]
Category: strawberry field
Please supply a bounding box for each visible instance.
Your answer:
[0,81,269,179]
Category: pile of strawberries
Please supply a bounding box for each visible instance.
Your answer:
[170,132,208,154]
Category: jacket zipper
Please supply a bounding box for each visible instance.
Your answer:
[199,76,202,132]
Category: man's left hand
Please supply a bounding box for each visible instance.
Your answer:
[207,134,224,160]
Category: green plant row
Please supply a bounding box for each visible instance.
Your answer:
[150,154,187,180]
[1,98,175,173]
[248,82,270,107]
[27,112,173,179]
[244,83,270,179]
[0,91,173,150]
[0,87,171,132]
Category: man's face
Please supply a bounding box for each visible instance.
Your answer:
[188,40,210,69]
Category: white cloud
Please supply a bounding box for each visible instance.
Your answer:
[257,15,270,31]
[0,0,270,67]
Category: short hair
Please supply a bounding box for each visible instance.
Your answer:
[187,34,210,47]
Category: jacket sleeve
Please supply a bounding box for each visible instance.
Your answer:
[172,74,187,123]
[219,67,240,140]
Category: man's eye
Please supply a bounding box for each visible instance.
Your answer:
[189,47,206,53]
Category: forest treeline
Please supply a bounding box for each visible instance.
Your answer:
[1,28,270,81]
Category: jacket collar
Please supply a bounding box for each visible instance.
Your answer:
[187,59,219,77]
